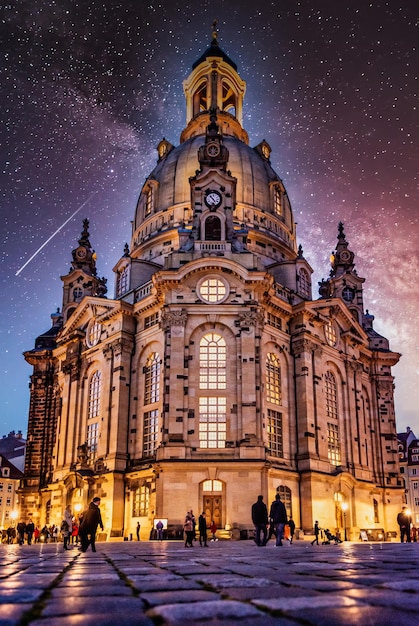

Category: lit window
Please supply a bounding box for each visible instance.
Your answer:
[203,479,222,492]
[87,321,101,348]
[200,334,226,389]
[132,485,149,517]
[145,187,153,216]
[266,353,281,405]
[199,397,226,448]
[327,422,341,466]
[144,353,160,405]
[274,187,282,216]
[325,321,337,347]
[198,278,227,303]
[143,409,159,457]
[87,422,99,462]
[325,371,338,420]
[267,409,283,457]
[88,371,101,419]
[277,485,292,518]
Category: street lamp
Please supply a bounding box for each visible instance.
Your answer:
[341,502,348,541]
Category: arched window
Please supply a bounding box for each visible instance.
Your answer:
[221,80,236,116]
[325,371,341,465]
[200,334,226,389]
[193,80,207,115]
[204,215,222,241]
[199,333,227,448]
[73,287,83,302]
[273,187,282,216]
[117,265,130,297]
[277,485,292,518]
[145,187,154,216]
[88,371,101,419]
[266,353,281,405]
[298,268,311,299]
[144,353,160,405]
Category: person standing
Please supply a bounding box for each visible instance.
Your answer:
[269,494,288,546]
[251,495,269,546]
[136,521,141,541]
[79,497,104,552]
[156,520,164,540]
[287,517,296,544]
[311,521,320,545]
[210,520,217,541]
[198,512,208,547]
[183,511,194,547]
[397,506,412,543]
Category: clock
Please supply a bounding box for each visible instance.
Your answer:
[204,190,222,208]
[76,247,87,259]
[206,142,220,158]
[340,250,351,263]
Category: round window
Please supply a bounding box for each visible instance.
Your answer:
[197,277,229,304]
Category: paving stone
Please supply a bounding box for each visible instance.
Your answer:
[147,599,265,623]
[140,589,221,607]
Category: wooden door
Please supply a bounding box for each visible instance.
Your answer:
[203,495,222,528]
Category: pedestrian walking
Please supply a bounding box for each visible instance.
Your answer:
[311,520,320,545]
[78,497,104,552]
[198,512,208,547]
[269,494,288,546]
[26,519,35,545]
[16,520,26,545]
[288,517,296,544]
[251,495,268,546]
[210,520,218,541]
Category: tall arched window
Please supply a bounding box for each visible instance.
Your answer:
[298,268,311,299]
[88,371,101,419]
[144,353,160,405]
[200,334,226,389]
[199,333,227,448]
[277,485,292,518]
[325,371,341,465]
[266,353,281,405]
[204,215,222,241]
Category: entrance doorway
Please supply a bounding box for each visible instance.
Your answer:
[203,495,222,528]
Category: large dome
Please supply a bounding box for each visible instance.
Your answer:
[129,33,297,268]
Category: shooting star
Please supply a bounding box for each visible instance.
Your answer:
[15,192,97,276]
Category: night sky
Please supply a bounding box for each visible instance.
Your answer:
[1,1,418,437]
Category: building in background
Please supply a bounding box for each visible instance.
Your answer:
[0,431,26,473]
[0,454,23,529]
[398,427,419,526]
[19,28,404,541]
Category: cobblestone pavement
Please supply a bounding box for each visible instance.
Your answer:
[1,539,418,625]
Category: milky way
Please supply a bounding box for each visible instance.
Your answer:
[1,0,418,436]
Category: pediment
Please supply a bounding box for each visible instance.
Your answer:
[308,299,368,344]
[59,297,133,337]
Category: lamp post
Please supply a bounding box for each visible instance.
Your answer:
[341,502,348,541]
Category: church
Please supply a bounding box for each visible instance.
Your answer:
[20,28,404,541]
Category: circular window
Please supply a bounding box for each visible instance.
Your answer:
[197,277,229,304]
[325,320,337,347]
[86,320,101,348]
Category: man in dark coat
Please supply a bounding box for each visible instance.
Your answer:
[198,512,208,547]
[79,497,104,552]
[251,495,269,546]
[269,494,288,546]
[397,506,412,543]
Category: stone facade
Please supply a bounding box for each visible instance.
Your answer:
[20,29,404,542]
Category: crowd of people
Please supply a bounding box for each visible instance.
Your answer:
[2,499,417,547]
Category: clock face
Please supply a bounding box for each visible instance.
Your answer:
[340,250,351,263]
[204,190,222,208]
[206,142,220,157]
[76,247,87,259]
